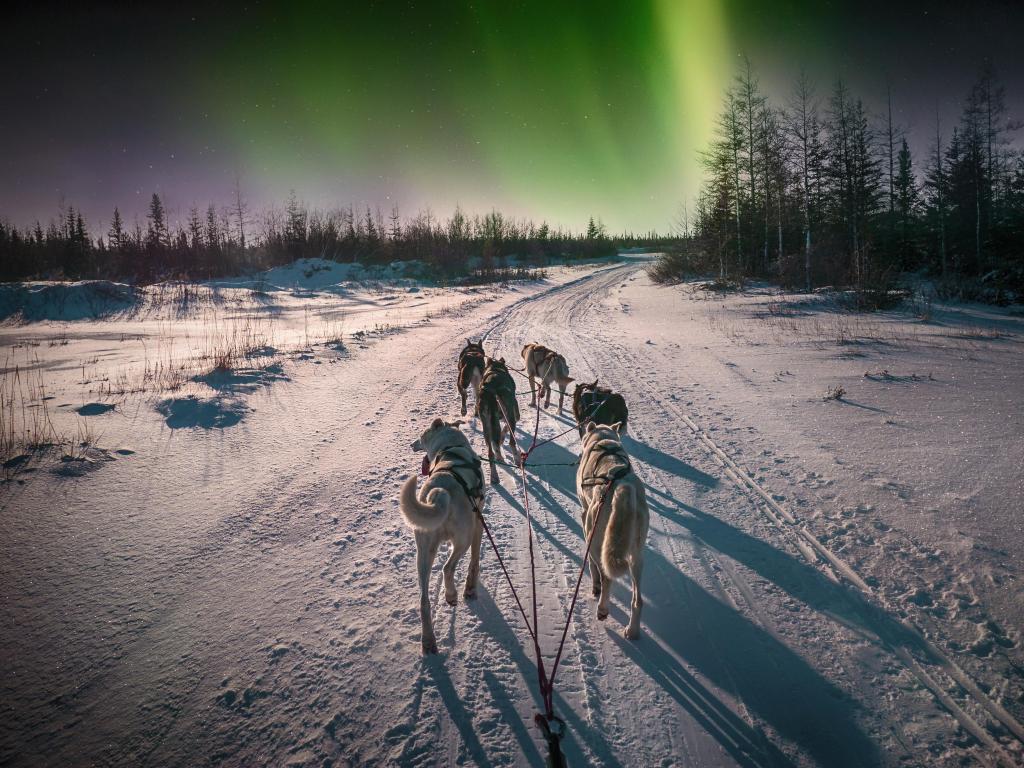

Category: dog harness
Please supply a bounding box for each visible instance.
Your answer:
[481,365,513,392]
[579,438,632,487]
[429,445,485,508]
[575,388,610,416]
[482,365,520,421]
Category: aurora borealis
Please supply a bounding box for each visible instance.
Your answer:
[3,1,1022,233]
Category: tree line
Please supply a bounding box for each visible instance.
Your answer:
[0,189,660,283]
[664,60,1024,304]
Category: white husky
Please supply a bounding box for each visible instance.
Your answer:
[399,418,484,654]
[576,422,649,639]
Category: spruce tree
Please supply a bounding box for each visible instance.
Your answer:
[146,193,168,250]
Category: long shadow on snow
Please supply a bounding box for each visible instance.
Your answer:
[516,409,719,491]
[494,488,791,767]
[623,434,719,488]
[483,669,546,766]
[648,494,930,657]
[467,583,625,768]
[421,656,491,766]
[492,485,580,565]
[621,528,878,766]
[514,438,580,501]
[490,462,880,765]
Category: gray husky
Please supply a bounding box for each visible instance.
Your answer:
[521,342,574,414]
[399,418,484,654]
[576,422,649,639]
[478,357,520,484]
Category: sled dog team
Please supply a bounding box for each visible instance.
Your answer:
[399,339,649,654]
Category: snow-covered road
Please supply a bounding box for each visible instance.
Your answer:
[3,259,1022,766]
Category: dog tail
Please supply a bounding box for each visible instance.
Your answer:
[601,482,635,578]
[399,475,451,532]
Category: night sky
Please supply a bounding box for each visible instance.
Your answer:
[3,1,1022,234]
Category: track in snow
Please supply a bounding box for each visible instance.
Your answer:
[4,261,1021,767]
[437,261,1023,766]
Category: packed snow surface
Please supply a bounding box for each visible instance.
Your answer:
[2,256,1023,766]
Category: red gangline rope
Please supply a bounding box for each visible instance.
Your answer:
[495,395,551,715]
[491,392,617,722]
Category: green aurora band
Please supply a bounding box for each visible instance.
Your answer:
[202,1,839,232]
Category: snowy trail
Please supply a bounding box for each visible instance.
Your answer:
[3,261,1022,767]
[479,264,877,767]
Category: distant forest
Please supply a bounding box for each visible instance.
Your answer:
[656,61,1024,304]
[0,190,653,283]
[5,62,1024,301]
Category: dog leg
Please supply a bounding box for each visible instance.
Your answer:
[557,386,565,414]
[417,537,440,654]
[590,557,603,597]
[529,375,537,407]
[458,386,468,417]
[597,573,612,621]
[443,539,470,606]
[465,518,482,598]
[488,442,500,485]
[543,382,551,409]
[624,553,643,640]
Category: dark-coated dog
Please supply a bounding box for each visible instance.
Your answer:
[478,357,521,484]
[457,339,485,416]
[572,380,629,437]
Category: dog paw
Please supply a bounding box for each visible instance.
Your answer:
[597,608,609,621]
[623,626,640,640]
[422,639,438,655]
[445,593,458,606]
[463,587,477,599]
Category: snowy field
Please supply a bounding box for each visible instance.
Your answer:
[2,255,1023,766]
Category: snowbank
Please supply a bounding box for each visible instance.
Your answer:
[0,280,141,322]
[209,257,431,292]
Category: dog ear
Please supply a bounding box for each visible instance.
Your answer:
[611,421,623,436]
[564,377,575,384]
[448,419,464,428]
[586,422,596,433]
[431,417,444,429]
[499,357,505,363]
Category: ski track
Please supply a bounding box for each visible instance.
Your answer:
[3,261,1022,767]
